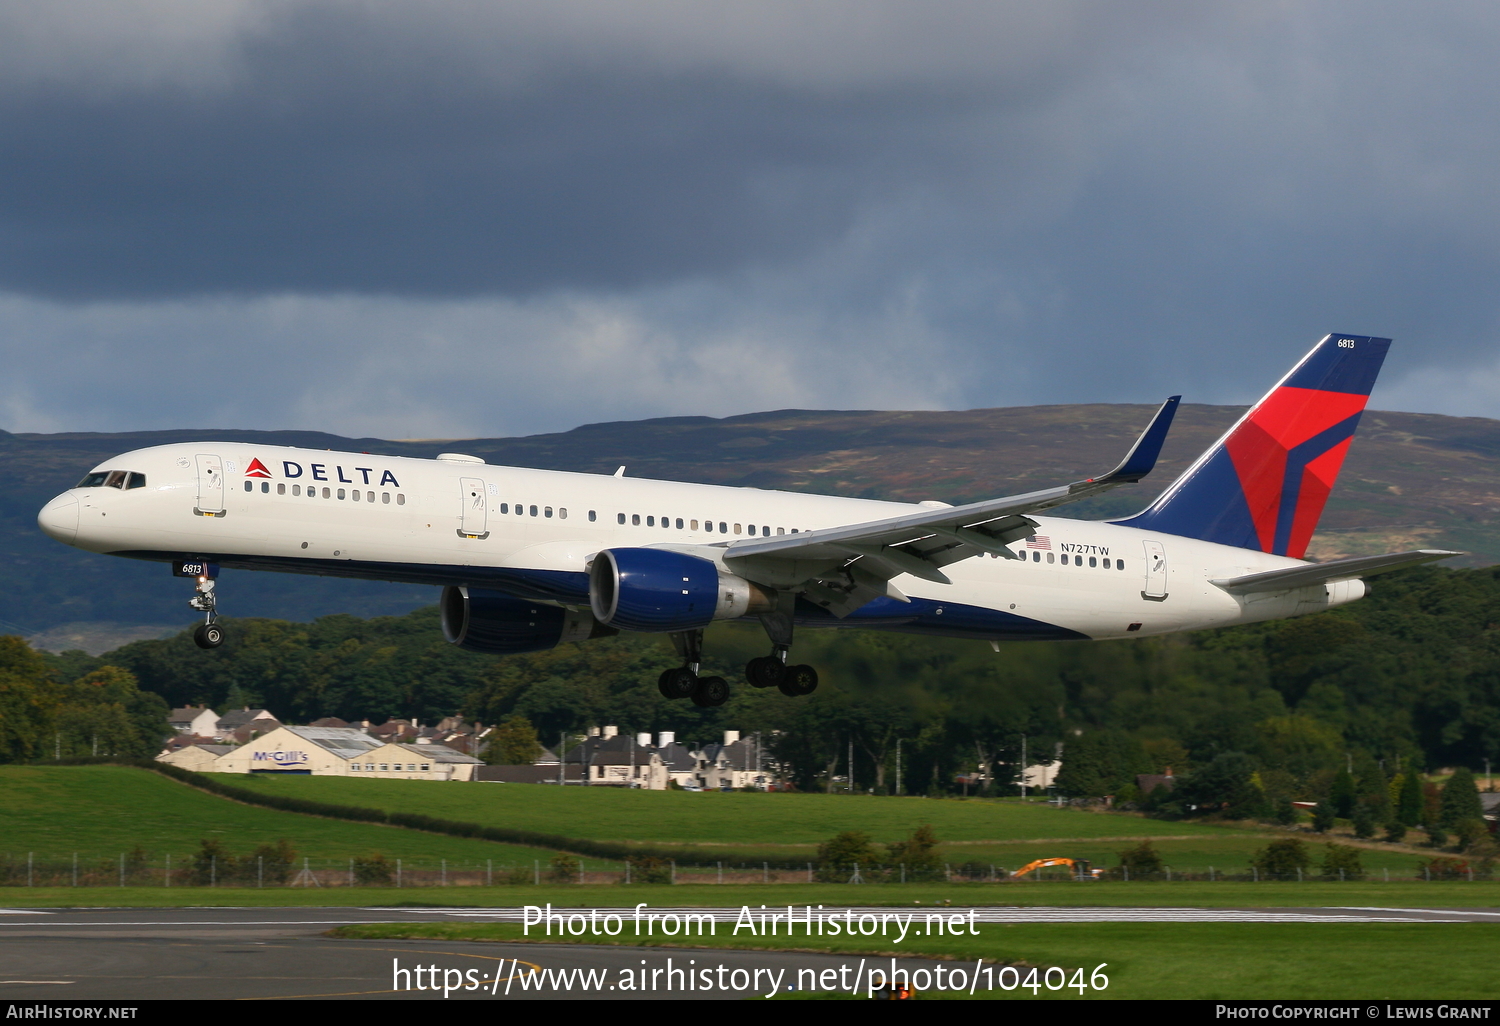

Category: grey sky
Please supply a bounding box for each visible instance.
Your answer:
[1,1,1498,438]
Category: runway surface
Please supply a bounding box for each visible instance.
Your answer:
[0,905,1493,1000]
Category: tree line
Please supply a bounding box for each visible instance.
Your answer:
[7,565,1499,817]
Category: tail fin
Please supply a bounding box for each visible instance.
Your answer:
[1117,333,1390,557]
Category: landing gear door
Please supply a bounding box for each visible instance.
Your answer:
[195,454,225,517]
[1142,540,1168,600]
[458,476,489,539]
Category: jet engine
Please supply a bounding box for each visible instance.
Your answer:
[440,586,615,655]
[588,547,774,632]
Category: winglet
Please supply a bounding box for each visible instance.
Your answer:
[1070,396,1180,492]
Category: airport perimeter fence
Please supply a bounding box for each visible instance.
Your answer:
[0,853,1492,888]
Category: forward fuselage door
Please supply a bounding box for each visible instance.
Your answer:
[459,477,489,539]
[1142,540,1168,600]
[195,454,225,517]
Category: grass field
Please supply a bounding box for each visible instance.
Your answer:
[0,766,581,869]
[226,773,1237,847]
[0,766,1475,893]
[325,919,1500,1000]
[223,773,1455,876]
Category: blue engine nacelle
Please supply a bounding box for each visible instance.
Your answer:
[440,586,615,654]
[588,547,772,632]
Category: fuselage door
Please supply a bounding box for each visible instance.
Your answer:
[459,477,489,539]
[1142,540,1168,600]
[195,454,225,517]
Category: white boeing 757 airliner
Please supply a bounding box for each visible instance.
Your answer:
[37,333,1456,707]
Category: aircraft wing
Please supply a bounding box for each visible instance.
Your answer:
[1210,549,1462,595]
[721,396,1180,615]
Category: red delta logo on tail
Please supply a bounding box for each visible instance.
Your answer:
[1223,385,1368,558]
[245,458,272,479]
[1117,334,1391,557]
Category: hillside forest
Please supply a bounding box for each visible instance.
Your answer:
[4,566,1498,831]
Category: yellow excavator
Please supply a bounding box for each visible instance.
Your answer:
[1011,857,1104,880]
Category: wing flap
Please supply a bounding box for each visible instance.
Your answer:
[1211,549,1461,595]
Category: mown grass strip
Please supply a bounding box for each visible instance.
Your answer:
[326,920,1500,1000]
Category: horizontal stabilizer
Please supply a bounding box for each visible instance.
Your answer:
[1210,549,1461,595]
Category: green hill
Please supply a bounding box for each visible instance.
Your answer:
[0,764,568,866]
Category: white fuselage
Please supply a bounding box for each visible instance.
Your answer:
[37,441,1362,642]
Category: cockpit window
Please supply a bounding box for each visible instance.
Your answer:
[75,470,147,489]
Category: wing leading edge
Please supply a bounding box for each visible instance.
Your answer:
[721,396,1181,616]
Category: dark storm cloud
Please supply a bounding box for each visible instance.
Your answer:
[2,2,1500,437]
[0,2,1073,299]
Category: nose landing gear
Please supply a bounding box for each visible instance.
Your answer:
[188,575,223,649]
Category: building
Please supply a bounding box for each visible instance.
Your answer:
[156,742,234,772]
[215,708,282,743]
[212,725,385,775]
[698,731,772,790]
[168,706,219,737]
[349,741,482,781]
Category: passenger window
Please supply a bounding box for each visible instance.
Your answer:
[647,516,655,526]
[105,470,127,489]
[691,520,699,531]
[1032,550,1040,562]
[397,494,405,505]
[529,505,538,517]
[589,510,596,522]
[632,514,640,526]
[675,518,683,529]
[500,503,508,514]
[734,524,741,535]
[545,507,553,518]
[1117,559,1125,570]
[1089,556,1097,567]
[337,488,346,500]
[367,491,374,502]
[322,487,331,498]
[560,508,567,519]
[293,484,301,496]
[243,480,253,492]
[381,492,389,503]
[747,525,755,536]
[720,522,728,533]
[662,516,669,529]
[127,473,146,489]
[704,521,713,532]
[262,481,270,493]
[777,527,784,535]
[351,489,360,501]
[617,513,626,525]
[1047,552,1054,564]
[277,483,286,495]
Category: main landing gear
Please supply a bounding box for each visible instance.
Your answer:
[657,629,730,707]
[657,600,819,705]
[189,576,224,650]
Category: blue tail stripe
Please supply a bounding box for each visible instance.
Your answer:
[1270,412,1363,555]
[1116,446,1258,547]
[1283,335,1390,394]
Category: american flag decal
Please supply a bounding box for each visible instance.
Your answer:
[1026,535,1051,550]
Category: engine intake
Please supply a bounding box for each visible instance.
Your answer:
[588,547,773,632]
[440,586,615,654]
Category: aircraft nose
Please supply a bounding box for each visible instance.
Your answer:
[38,493,79,543]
